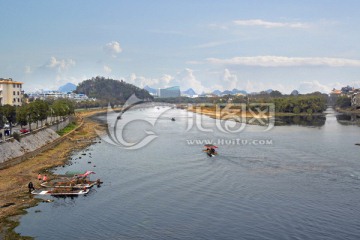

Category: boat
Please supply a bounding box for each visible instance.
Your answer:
[203,144,218,157]
[171,117,176,121]
[31,188,89,196]
[40,179,98,189]
[41,171,101,189]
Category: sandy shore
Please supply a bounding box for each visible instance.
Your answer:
[0,109,106,239]
[188,106,272,120]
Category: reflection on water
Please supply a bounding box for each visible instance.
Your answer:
[275,114,326,127]
[336,113,360,126]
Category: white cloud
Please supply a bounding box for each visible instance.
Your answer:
[159,74,174,85]
[175,68,203,93]
[46,56,76,72]
[207,56,360,67]
[126,73,174,89]
[194,40,239,49]
[222,69,238,90]
[103,65,112,74]
[24,66,32,74]
[233,19,310,29]
[298,81,331,94]
[103,41,122,57]
[208,23,229,30]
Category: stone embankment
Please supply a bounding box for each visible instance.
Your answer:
[0,118,71,169]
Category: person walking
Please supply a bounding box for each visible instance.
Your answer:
[28,182,35,193]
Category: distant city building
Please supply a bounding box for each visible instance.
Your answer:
[0,78,23,106]
[27,90,93,102]
[158,86,181,98]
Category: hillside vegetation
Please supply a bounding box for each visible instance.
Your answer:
[75,76,153,105]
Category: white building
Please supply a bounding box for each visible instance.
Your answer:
[0,78,23,106]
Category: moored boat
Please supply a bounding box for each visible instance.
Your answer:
[31,188,89,196]
[40,179,97,189]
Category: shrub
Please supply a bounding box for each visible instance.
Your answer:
[12,132,21,142]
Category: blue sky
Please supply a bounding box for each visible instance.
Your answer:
[1,0,360,94]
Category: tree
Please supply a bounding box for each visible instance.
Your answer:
[335,96,351,108]
[2,104,16,133]
[34,100,49,127]
[16,105,28,127]
[270,90,282,97]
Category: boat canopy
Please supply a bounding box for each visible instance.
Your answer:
[204,144,218,149]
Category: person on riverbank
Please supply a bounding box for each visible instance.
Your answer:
[37,173,42,181]
[42,175,48,182]
[28,182,35,193]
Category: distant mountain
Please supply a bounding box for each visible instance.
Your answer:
[76,76,153,103]
[212,90,222,96]
[265,89,273,93]
[291,90,299,96]
[212,89,247,96]
[222,90,233,95]
[58,83,76,93]
[144,85,157,95]
[232,89,247,95]
[182,88,197,96]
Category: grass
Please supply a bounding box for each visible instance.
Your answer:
[56,122,77,136]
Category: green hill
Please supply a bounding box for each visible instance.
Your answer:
[75,76,153,104]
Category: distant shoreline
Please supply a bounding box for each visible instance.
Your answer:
[334,107,360,115]
[187,106,326,120]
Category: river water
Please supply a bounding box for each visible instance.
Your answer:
[16,107,360,240]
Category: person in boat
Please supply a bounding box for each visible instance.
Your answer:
[210,148,216,154]
[37,173,42,181]
[28,182,35,193]
[42,175,48,182]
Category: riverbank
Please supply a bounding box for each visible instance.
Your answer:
[334,107,360,115]
[188,106,324,120]
[0,109,106,239]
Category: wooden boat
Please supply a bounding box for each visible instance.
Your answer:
[41,179,97,189]
[41,171,101,189]
[31,188,89,196]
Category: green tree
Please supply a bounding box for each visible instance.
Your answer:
[2,104,16,133]
[335,96,351,108]
[16,105,28,127]
[34,100,49,127]
[293,106,301,114]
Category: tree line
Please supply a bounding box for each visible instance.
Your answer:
[154,91,328,114]
[0,99,75,134]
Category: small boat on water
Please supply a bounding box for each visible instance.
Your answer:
[41,171,101,189]
[31,188,89,196]
[171,117,176,121]
[203,144,218,157]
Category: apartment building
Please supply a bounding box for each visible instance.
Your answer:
[0,78,23,106]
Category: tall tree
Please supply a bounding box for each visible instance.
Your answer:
[2,104,16,133]
[16,105,28,127]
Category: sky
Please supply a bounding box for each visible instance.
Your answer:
[1,0,360,94]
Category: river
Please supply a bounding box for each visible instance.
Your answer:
[15,106,360,240]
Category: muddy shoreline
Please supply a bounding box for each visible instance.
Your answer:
[0,109,106,239]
